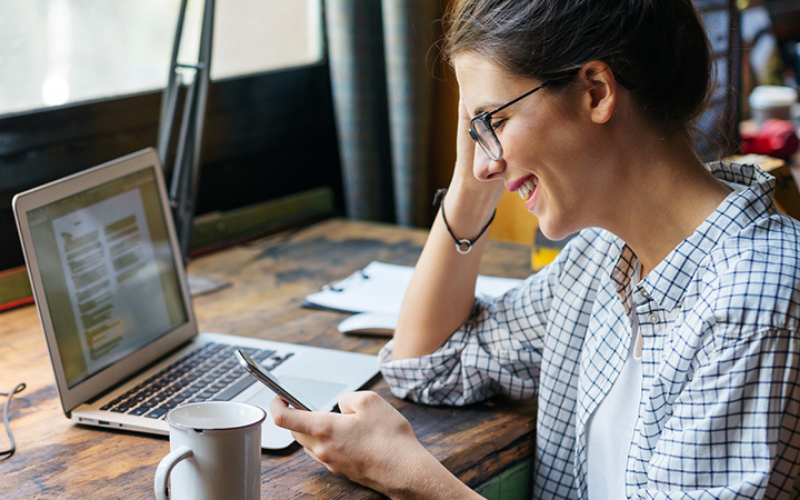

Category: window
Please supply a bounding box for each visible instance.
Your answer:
[0,0,322,115]
[0,0,341,271]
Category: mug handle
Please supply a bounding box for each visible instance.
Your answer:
[154,445,193,500]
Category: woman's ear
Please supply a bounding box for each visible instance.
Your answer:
[578,61,617,124]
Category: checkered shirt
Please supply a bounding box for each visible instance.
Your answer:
[379,162,800,499]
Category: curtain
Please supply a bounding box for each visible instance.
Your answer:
[325,0,442,227]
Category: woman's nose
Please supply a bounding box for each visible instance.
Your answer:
[473,147,506,181]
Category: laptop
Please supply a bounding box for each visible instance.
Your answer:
[12,147,380,450]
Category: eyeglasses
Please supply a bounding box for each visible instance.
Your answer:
[468,81,551,161]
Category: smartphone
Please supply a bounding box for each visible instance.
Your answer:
[235,350,315,411]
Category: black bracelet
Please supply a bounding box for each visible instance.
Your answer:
[433,189,496,255]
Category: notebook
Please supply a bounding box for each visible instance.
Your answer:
[12,147,379,450]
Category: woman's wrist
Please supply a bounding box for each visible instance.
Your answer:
[435,189,496,254]
[386,446,480,500]
[439,179,502,241]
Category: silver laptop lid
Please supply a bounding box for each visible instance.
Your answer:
[12,148,198,416]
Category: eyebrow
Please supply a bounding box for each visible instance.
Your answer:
[471,82,551,119]
[472,103,503,117]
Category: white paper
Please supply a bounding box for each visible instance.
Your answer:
[303,261,522,315]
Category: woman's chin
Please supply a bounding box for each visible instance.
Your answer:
[538,220,575,242]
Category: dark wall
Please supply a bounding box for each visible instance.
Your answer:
[0,64,343,270]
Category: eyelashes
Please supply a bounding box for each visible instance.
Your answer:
[491,118,508,131]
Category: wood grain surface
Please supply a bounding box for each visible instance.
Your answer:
[0,219,537,499]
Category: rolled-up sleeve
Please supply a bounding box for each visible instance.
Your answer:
[379,253,569,406]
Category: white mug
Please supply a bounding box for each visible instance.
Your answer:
[154,401,266,500]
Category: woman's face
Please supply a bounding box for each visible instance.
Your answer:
[455,53,609,241]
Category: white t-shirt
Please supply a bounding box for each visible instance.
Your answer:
[586,294,642,499]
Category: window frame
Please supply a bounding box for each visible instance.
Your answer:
[0,61,343,271]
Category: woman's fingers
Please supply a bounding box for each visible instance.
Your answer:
[455,97,476,174]
[303,446,333,471]
[337,390,381,414]
[270,396,334,437]
[269,392,437,496]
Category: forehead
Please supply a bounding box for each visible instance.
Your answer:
[454,53,541,114]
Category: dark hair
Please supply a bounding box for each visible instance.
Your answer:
[443,0,713,133]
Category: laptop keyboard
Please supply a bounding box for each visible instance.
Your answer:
[100,342,293,420]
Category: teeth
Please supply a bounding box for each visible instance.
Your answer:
[517,178,537,200]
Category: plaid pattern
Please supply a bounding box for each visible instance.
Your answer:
[380,162,800,499]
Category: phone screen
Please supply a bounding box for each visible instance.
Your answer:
[235,350,315,411]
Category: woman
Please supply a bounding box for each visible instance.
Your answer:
[272,0,800,498]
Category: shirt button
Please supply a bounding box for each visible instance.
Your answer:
[640,289,650,299]
[648,313,660,324]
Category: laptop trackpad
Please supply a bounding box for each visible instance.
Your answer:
[245,376,347,412]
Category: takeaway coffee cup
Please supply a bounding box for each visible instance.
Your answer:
[154,401,266,500]
[749,85,798,124]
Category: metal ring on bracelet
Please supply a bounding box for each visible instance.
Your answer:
[455,239,473,255]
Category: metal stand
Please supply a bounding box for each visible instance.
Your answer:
[158,0,214,264]
[158,0,228,297]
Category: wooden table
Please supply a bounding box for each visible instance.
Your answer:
[0,219,537,499]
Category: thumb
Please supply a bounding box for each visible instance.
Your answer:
[270,396,311,433]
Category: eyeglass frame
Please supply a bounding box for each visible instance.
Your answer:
[468,80,552,161]
[467,68,636,161]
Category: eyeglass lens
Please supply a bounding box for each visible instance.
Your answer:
[471,118,502,160]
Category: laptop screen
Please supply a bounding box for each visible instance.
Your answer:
[25,166,189,388]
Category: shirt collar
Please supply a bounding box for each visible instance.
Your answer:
[611,244,638,315]
[614,162,776,311]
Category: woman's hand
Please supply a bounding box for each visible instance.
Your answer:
[452,97,479,186]
[447,97,506,219]
[270,391,480,500]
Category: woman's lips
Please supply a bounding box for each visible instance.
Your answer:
[507,174,539,212]
[506,175,533,193]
